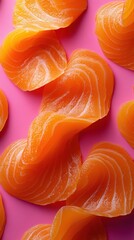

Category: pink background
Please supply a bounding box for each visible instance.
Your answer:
[0,0,134,239]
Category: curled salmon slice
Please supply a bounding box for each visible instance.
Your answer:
[96,2,134,70]
[13,0,87,31]
[117,100,134,148]
[0,195,6,239]
[22,207,107,240]
[0,120,82,205]
[0,90,8,132]
[40,49,114,120]
[22,224,51,240]
[67,142,134,217]
[50,206,107,240]
[0,50,114,205]
[123,0,134,26]
[0,30,67,91]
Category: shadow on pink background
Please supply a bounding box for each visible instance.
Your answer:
[0,0,134,239]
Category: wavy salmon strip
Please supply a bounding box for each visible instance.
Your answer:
[50,206,107,240]
[13,0,87,31]
[0,133,82,205]
[22,207,107,240]
[0,90,8,132]
[0,50,114,205]
[123,0,134,26]
[117,100,134,148]
[22,224,51,240]
[0,29,67,91]
[0,195,6,239]
[67,142,134,217]
[96,2,134,70]
[40,49,114,119]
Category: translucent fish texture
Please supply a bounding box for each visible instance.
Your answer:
[67,142,134,217]
[0,90,8,132]
[22,206,107,240]
[96,1,134,70]
[13,0,87,31]
[117,100,134,149]
[0,50,114,205]
[0,30,67,91]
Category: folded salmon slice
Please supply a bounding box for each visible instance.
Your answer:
[13,0,87,31]
[0,30,67,91]
[22,207,107,240]
[123,0,134,26]
[51,206,107,240]
[0,195,6,239]
[0,132,82,205]
[40,49,114,119]
[117,100,134,148]
[0,50,114,205]
[0,90,8,132]
[67,142,134,217]
[96,2,134,70]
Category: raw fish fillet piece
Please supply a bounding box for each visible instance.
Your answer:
[96,2,134,70]
[13,0,87,31]
[0,30,67,91]
[117,100,134,148]
[40,49,114,119]
[22,207,107,240]
[0,50,114,205]
[0,134,82,205]
[22,224,51,240]
[0,195,6,239]
[123,0,134,26]
[67,142,134,217]
[0,90,8,132]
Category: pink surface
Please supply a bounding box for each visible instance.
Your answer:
[0,0,134,239]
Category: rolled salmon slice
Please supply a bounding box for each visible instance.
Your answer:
[123,0,134,26]
[67,142,134,217]
[0,195,6,239]
[22,207,107,240]
[22,224,51,240]
[0,90,8,132]
[95,2,134,70]
[13,0,87,31]
[117,100,134,148]
[0,30,67,91]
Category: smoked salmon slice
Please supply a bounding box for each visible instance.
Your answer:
[123,0,134,26]
[0,90,8,132]
[0,50,114,205]
[22,207,107,240]
[67,142,134,217]
[95,2,134,70]
[117,100,134,148]
[0,30,67,91]
[0,195,6,239]
[13,0,87,31]
[22,224,51,240]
